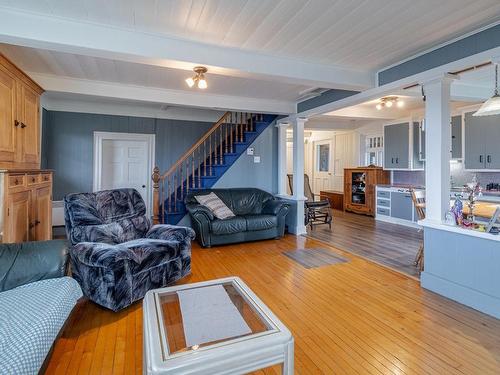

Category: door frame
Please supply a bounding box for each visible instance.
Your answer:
[93,131,155,215]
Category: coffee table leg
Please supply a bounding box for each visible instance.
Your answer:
[283,339,294,375]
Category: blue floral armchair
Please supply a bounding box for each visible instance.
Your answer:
[64,188,195,311]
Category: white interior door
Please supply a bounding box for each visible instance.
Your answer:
[94,132,155,215]
[313,139,334,194]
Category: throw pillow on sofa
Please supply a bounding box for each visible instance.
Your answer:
[195,192,235,220]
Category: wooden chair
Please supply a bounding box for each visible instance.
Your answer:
[287,174,333,230]
[410,189,426,273]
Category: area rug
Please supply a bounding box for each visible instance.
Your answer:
[282,248,348,269]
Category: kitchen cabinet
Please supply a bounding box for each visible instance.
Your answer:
[0,53,44,170]
[390,191,413,221]
[384,122,409,169]
[451,115,462,159]
[418,115,462,161]
[464,112,500,170]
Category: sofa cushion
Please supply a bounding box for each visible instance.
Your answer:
[195,192,235,220]
[244,215,278,231]
[211,217,247,235]
[0,277,82,375]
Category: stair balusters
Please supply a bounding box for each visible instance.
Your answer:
[152,111,268,224]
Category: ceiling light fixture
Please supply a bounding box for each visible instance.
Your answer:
[375,96,404,110]
[185,66,208,89]
[473,63,500,116]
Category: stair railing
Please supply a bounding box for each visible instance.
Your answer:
[152,111,263,223]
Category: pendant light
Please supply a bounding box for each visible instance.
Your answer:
[473,63,500,116]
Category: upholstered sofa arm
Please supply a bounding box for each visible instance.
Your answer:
[262,200,290,216]
[146,224,196,242]
[71,242,140,268]
[0,240,69,292]
[186,203,214,221]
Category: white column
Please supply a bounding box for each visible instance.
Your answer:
[292,117,307,235]
[423,75,455,222]
[276,122,289,197]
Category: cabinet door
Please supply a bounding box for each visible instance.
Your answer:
[19,84,40,165]
[483,114,500,169]
[464,112,485,169]
[0,65,17,164]
[412,122,424,169]
[33,185,52,241]
[4,190,31,243]
[451,115,462,159]
[384,123,409,169]
[390,191,413,221]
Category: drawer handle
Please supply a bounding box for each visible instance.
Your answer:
[480,155,483,163]
[487,155,492,163]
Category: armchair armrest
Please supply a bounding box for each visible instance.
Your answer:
[186,203,214,221]
[146,224,196,242]
[262,200,290,216]
[0,240,69,292]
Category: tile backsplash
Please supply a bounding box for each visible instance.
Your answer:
[450,162,500,188]
[392,171,425,186]
[392,163,500,188]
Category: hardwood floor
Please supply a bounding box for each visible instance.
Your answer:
[44,234,500,374]
[307,210,423,278]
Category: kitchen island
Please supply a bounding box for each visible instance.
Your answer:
[420,218,500,319]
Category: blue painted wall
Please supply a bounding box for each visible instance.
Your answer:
[213,122,278,193]
[42,110,212,200]
[379,24,500,85]
[297,89,359,113]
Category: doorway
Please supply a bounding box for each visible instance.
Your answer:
[312,139,334,194]
[93,132,155,215]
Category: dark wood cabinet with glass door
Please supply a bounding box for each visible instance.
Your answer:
[344,167,390,216]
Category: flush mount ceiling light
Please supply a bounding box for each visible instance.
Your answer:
[375,96,404,110]
[185,66,208,89]
[473,63,500,116]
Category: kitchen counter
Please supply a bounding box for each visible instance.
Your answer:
[377,184,425,189]
[462,201,500,219]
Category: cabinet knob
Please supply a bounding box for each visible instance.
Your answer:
[20,122,27,129]
[32,177,36,183]
[34,220,41,226]
[14,178,19,185]
[14,120,20,127]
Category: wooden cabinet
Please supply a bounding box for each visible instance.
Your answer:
[0,54,44,170]
[1,170,53,243]
[344,167,390,216]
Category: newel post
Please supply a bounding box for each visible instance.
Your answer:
[152,166,160,224]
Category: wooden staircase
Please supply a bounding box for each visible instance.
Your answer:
[152,111,277,224]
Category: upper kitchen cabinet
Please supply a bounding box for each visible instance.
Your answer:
[451,115,462,159]
[384,122,409,169]
[418,115,462,161]
[464,111,500,170]
[0,54,44,170]
[384,121,422,170]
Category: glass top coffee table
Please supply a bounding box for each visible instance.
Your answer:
[143,277,293,374]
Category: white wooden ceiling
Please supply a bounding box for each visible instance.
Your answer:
[1,0,499,70]
[0,43,309,101]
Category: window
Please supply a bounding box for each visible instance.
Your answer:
[317,144,330,172]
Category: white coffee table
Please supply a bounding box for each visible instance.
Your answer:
[143,277,294,374]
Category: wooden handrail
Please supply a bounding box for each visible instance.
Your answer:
[161,111,231,180]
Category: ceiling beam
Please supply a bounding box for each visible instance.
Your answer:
[0,6,373,91]
[31,73,296,114]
